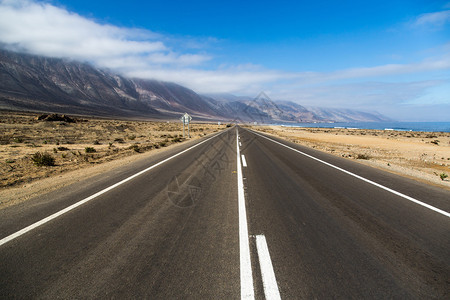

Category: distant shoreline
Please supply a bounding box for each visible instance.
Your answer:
[275,122,450,133]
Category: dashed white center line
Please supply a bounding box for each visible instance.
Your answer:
[256,235,281,300]
[241,155,247,167]
[237,129,254,299]
[238,130,281,299]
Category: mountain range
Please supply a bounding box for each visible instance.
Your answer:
[0,49,391,123]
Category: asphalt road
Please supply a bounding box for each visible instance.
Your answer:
[1,126,449,299]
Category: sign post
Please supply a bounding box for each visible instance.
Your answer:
[180,113,192,138]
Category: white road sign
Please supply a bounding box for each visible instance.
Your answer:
[180,113,192,125]
[180,113,192,138]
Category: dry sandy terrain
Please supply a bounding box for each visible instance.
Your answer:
[249,125,450,190]
[0,112,225,208]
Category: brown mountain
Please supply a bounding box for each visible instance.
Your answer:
[0,49,219,119]
[0,49,391,123]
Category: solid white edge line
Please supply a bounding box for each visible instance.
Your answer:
[241,154,248,167]
[255,235,281,300]
[237,129,255,299]
[0,130,227,247]
[250,130,450,218]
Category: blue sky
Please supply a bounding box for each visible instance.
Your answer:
[0,0,449,121]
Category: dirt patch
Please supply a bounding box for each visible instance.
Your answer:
[248,125,450,190]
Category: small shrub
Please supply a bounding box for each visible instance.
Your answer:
[141,144,153,151]
[171,137,183,143]
[93,140,100,145]
[5,159,15,164]
[57,146,69,151]
[159,141,167,147]
[431,140,439,145]
[31,152,55,166]
[356,154,370,160]
[440,173,448,181]
[128,135,136,140]
[129,144,140,152]
[85,147,96,153]
[114,138,125,144]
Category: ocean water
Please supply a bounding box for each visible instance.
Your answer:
[279,122,450,133]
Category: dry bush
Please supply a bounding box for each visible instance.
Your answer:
[31,152,55,166]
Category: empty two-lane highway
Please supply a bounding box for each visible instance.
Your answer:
[1,126,449,299]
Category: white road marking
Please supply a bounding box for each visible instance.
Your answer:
[0,131,227,247]
[241,155,248,167]
[255,235,281,300]
[237,129,255,299]
[240,142,242,147]
[251,130,450,218]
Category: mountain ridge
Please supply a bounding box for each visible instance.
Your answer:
[0,49,392,123]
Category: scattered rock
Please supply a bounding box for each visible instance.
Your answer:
[36,114,79,123]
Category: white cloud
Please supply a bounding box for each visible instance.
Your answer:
[277,80,444,106]
[128,67,288,94]
[281,53,450,91]
[0,0,208,66]
[1,0,448,93]
[0,0,286,94]
[413,10,450,28]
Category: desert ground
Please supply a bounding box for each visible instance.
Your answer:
[248,125,450,190]
[0,112,225,208]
